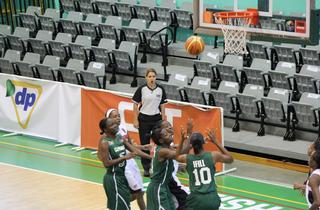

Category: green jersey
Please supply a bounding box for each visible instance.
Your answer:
[186,152,217,194]
[103,134,126,175]
[150,146,174,184]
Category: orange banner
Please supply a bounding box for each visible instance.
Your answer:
[81,89,223,171]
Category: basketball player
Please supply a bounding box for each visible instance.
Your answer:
[146,121,176,210]
[106,109,149,210]
[98,117,151,210]
[176,128,233,210]
[306,151,320,209]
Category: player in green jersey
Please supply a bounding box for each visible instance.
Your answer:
[176,128,233,210]
[146,120,177,210]
[98,117,151,210]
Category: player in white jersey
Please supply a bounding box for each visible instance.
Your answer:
[306,150,320,210]
[106,109,150,210]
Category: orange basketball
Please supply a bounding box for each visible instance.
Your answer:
[185,35,205,56]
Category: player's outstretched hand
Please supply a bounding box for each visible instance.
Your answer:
[206,128,218,145]
[180,126,187,143]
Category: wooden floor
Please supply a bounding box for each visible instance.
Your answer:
[0,163,140,210]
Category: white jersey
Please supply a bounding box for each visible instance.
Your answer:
[118,124,144,191]
[306,169,320,207]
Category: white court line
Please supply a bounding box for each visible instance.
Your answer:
[228,174,295,189]
[0,161,103,186]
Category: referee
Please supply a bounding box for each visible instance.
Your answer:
[132,68,167,177]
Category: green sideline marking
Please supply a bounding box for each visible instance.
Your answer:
[0,131,307,209]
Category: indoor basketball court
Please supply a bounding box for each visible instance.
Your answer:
[0,0,319,209]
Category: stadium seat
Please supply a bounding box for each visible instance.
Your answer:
[60,0,76,12]
[270,44,301,70]
[246,41,270,60]
[60,11,84,39]
[240,58,271,87]
[173,2,193,29]
[231,84,264,131]
[121,19,147,44]
[57,58,84,84]
[27,30,53,60]
[79,13,103,40]
[110,41,138,87]
[114,0,136,21]
[92,0,115,17]
[182,76,211,105]
[34,55,60,80]
[160,73,188,101]
[154,0,176,25]
[293,64,320,94]
[48,33,72,61]
[68,35,92,61]
[98,16,122,44]
[132,0,156,22]
[299,45,320,66]
[267,61,296,90]
[6,27,30,53]
[38,8,60,34]
[18,6,41,36]
[91,38,116,66]
[75,0,94,13]
[14,52,41,77]
[0,50,21,74]
[80,61,106,88]
[0,24,11,57]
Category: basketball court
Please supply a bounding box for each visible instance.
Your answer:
[0,131,307,210]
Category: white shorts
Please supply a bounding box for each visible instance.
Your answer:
[125,158,144,191]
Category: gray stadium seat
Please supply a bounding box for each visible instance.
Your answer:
[98,16,122,43]
[38,9,60,33]
[34,55,60,80]
[154,0,176,24]
[270,44,301,70]
[58,58,84,84]
[92,0,115,17]
[223,54,243,69]
[60,11,84,38]
[258,88,291,136]
[160,73,188,101]
[0,24,11,57]
[0,50,21,74]
[246,41,269,60]
[7,27,30,52]
[121,19,147,44]
[268,61,296,89]
[91,38,116,65]
[299,45,320,66]
[193,51,219,88]
[27,30,53,60]
[293,64,320,94]
[168,73,188,86]
[48,33,72,60]
[18,6,41,35]
[285,92,320,141]
[241,58,271,87]
[182,77,211,105]
[132,0,156,22]
[14,52,41,77]
[209,81,239,117]
[114,0,136,21]
[111,41,138,86]
[173,2,193,29]
[60,0,76,12]
[68,35,92,60]
[80,61,106,88]
[142,21,167,50]
[76,0,94,13]
[79,13,103,39]
[231,84,264,131]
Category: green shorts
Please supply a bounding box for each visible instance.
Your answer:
[146,182,175,210]
[186,191,221,210]
[103,173,131,210]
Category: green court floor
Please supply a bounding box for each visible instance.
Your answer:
[0,131,307,210]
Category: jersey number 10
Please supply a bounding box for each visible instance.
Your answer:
[193,167,212,186]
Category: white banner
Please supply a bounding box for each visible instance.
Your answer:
[0,74,81,145]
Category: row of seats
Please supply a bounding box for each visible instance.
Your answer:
[193,52,320,101]
[59,0,193,28]
[161,72,320,141]
[0,50,106,89]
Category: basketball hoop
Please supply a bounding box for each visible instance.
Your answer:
[214,9,259,55]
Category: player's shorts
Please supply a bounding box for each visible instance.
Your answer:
[147,182,175,210]
[125,158,144,191]
[103,173,131,210]
[186,191,221,210]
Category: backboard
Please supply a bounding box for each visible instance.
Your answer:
[194,0,319,45]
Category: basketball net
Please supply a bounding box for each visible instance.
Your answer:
[214,9,258,55]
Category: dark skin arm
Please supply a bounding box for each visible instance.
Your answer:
[206,128,233,164]
[309,174,320,210]
[175,127,187,163]
[97,137,135,168]
[158,147,176,162]
[123,138,152,160]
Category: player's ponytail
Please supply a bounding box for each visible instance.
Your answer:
[99,118,108,135]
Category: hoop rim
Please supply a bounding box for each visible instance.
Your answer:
[213,8,259,25]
